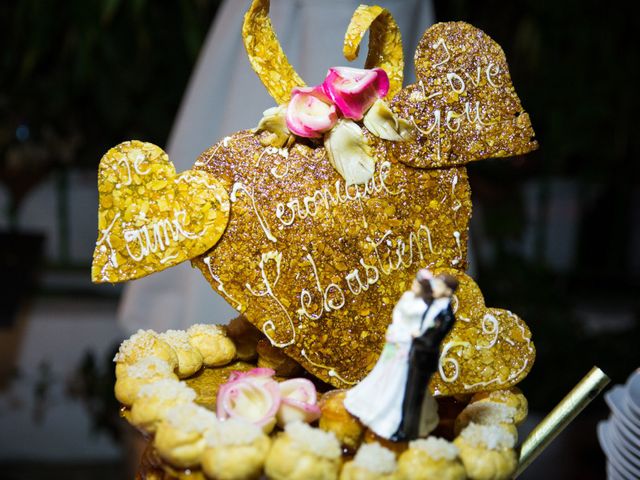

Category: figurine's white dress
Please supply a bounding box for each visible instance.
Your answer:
[344,291,428,438]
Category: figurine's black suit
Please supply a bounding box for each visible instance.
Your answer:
[392,301,456,441]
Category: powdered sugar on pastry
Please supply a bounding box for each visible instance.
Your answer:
[206,419,263,447]
[461,401,517,424]
[284,422,341,459]
[353,442,397,474]
[187,324,226,337]
[125,357,174,379]
[410,437,460,460]
[459,423,516,450]
[164,403,218,433]
[136,379,196,403]
[160,329,192,349]
[114,329,160,362]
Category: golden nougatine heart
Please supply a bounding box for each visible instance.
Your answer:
[429,269,535,396]
[92,141,230,283]
[192,131,473,388]
[189,18,539,392]
[390,21,538,169]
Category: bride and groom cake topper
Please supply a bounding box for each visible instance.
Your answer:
[345,268,459,441]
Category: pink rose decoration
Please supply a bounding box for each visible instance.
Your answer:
[286,85,338,138]
[217,368,281,432]
[276,378,321,427]
[217,368,322,431]
[226,368,276,385]
[322,67,390,120]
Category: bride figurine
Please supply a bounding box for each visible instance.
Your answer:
[344,269,458,441]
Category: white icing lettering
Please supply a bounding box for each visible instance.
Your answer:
[439,341,470,383]
[274,161,400,227]
[486,62,502,88]
[122,210,204,262]
[203,256,243,311]
[432,38,451,67]
[245,251,295,347]
[231,182,277,243]
[477,313,499,350]
[447,72,466,94]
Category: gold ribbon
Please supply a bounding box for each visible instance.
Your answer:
[242,0,405,104]
[242,0,306,104]
[342,5,405,100]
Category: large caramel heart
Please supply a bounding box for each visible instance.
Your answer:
[429,269,535,396]
[92,141,230,283]
[190,21,537,391]
[192,132,472,387]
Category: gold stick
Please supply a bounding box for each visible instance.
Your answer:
[515,366,610,478]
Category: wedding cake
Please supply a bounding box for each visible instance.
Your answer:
[93,1,539,478]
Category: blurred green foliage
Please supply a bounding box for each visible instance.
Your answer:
[0,0,220,214]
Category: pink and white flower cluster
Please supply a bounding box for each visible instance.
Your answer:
[255,65,412,185]
[217,368,321,433]
[286,67,390,138]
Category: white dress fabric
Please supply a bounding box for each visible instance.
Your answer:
[118,0,435,333]
[344,294,449,438]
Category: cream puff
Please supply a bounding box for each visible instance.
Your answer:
[154,402,218,469]
[319,390,364,452]
[201,418,271,480]
[159,329,204,378]
[187,324,236,367]
[454,423,518,480]
[470,388,528,426]
[454,401,518,439]
[114,329,178,375]
[114,356,177,406]
[340,442,398,480]
[397,437,466,480]
[130,378,197,433]
[265,422,342,480]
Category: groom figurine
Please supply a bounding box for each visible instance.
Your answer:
[391,271,459,441]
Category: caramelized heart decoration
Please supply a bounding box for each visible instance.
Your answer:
[429,269,535,396]
[92,141,230,283]
[390,22,538,169]
[192,132,473,388]
[189,15,538,391]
